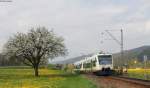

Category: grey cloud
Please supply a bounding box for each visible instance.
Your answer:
[0,0,150,61]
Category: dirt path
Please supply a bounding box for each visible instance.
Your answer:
[86,75,150,88]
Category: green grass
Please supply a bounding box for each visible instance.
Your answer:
[127,69,150,80]
[0,68,97,88]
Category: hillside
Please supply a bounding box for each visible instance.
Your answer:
[114,45,150,61]
[56,46,150,65]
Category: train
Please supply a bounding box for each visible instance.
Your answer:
[74,53,114,75]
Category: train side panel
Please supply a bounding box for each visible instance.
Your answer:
[74,53,114,75]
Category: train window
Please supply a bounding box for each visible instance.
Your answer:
[83,62,91,68]
[86,63,91,68]
[83,63,86,68]
[76,64,81,69]
[93,58,96,62]
[92,60,96,67]
[98,55,112,65]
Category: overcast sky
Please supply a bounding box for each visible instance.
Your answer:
[0,0,150,61]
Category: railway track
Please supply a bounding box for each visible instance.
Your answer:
[107,76,150,88]
[86,74,150,88]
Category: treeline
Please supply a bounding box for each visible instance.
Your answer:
[0,53,48,66]
[0,54,23,66]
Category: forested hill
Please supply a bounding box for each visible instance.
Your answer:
[114,45,150,62]
[56,45,150,64]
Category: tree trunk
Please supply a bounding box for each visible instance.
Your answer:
[34,65,39,77]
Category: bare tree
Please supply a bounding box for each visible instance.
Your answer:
[4,27,67,76]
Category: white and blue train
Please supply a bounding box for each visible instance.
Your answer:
[74,53,113,75]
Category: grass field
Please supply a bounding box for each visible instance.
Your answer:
[0,67,97,88]
[127,69,150,80]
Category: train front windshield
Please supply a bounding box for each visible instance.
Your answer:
[98,55,112,65]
